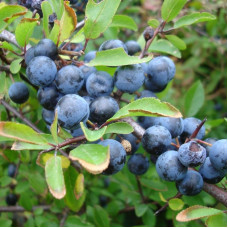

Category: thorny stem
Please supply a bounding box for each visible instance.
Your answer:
[186,117,207,142]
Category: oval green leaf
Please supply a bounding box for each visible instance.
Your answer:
[50,110,58,144]
[184,80,205,117]
[74,173,84,200]
[165,35,186,50]
[149,39,181,58]
[0,122,48,144]
[87,48,153,67]
[148,19,159,28]
[69,144,110,174]
[176,205,223,222]
[84,0,121,39]
[80,122,106,142]
[174,12,216,29]
[110,15,137,31]
[107,97,182,122]
[10,58,22,74]
[45,156,66,199]
[15,18,38,47]
[105,122,134,135]
[161,0,188,22]
[59,3,77,42]
[168,198,184,211]
[205,213,227,227]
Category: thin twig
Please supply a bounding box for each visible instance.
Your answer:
[154,192,182,215]
[0,99,42,133]
[136,176,145,203]
[59,208,69,227]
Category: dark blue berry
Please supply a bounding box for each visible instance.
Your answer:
[37,84,62,110]
[125,40,141,56]
[176,170,203,196]
[145,56,175,92]
[26,56,57,87]
[25,46,35,65]
[199,157,225,184]
[84,51,96,62]
[202,138,217,157]
[34,39,58,60]
[99,39,128,54]
[156,150,187,181]
[56,94,89,130]
[114,64,145,93]
[8,82,29,104]
[209,139,227,173]
[86,71,114,98]
[6,193,17,206]
[8,164,16,178]
[55,65,84,94]
[89,96,119,125]
[180,117,205,143]
[99,139,126,175]
[142,125,172,155]
[127,153,149,175]
[42,109,54,125]
[178,141,206,167]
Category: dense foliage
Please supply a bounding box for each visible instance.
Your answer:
[0,0,227,227]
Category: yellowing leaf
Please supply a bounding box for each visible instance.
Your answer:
[45,156,66,199]
[74,173,84,200]
[176,205,223,222]
[59,3,77,42]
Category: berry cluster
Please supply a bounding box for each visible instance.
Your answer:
[8,36,227,198]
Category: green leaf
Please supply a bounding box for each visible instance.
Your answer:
[64,166,86,212]
[142,208,156,227]
[80,122,106,142]
[74,173,84,200]
[105,122,133,135]
[45,156,66,199]
[169,198,184,211]
[65,216,92,227]
[176,205,223,222]
[87,48,153,67]
[69,144,110,174]
[0,5,27,31]
[58,127,72,140]
[0,122,48,144]
[148,19,160,28]
[165,35,186,50]
[174,12,216,29]
[48,20,60,44]
[93,205,110,227]
[15,18,38,47]
[135,204,148,217]
[184,80,205,117]
[0,41,14,51]
[50,111,58,144]
[41,1,53,37]
[149,39,181,58]
[0,176,12,187]
[10,58,22,74]
[161,0,188,22]
[107,97,182,122]
[59,3,77,42]
[84,0,121,39]
[12,141,52,150]
[206,213,227,227]
[0,218,12,227]
[37,153,70,169]
[48,0,64,20]
[110,15,137,31]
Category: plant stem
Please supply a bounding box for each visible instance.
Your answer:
[136,175,145,203]
[0,99,42,133]
[0,205,51,213]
